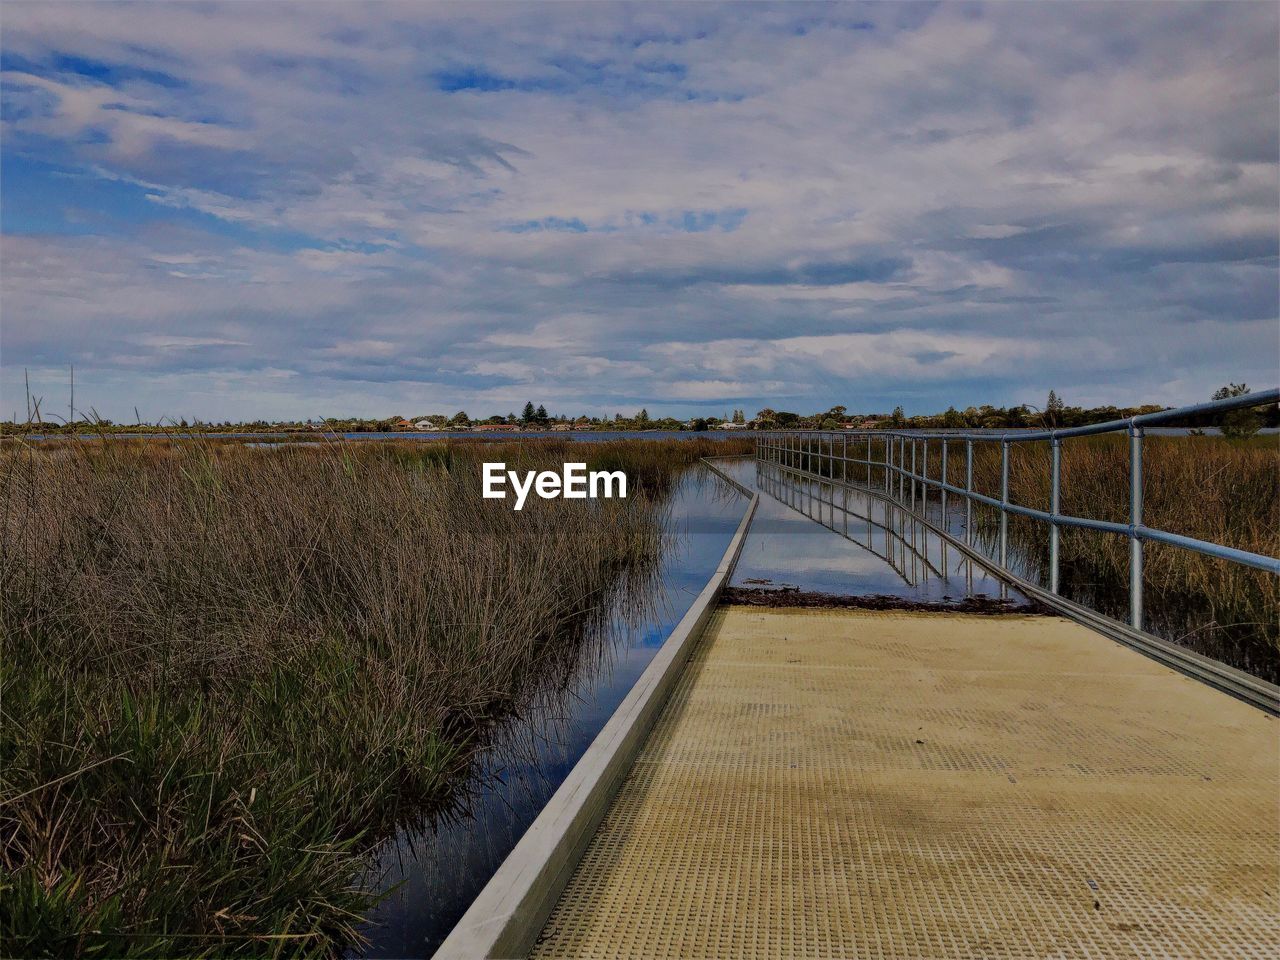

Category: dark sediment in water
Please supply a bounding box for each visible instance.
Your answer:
[721,586,1049,615]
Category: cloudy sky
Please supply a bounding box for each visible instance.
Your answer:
[2,2,1277,423]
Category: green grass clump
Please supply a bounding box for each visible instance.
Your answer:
[0,437,717,956]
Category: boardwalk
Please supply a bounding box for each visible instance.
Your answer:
[531,606,1279,959]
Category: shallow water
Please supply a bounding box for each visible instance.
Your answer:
[358,465,748,958]
[361,456,1025,956]
[718,458,1020,602]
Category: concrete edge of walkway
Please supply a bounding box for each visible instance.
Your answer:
[432,461,758,960]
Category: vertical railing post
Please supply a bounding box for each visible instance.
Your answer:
[889,437,895,501]
[898,436,903,503]
[965,439,973,546]
[1130,424,1144,630]
[885,435,896,496]
[910,439,917,512]
[940,440,948,532]
[884,436,891,495]
[999,438,1009,568]
[866,433,872,486]
[1050,435,1061,594]
[890,440,901,504]
[922,439,929,519]
[842,434,848,483]
[811,434,817,511]
[900,436,907,503]
[886,436,892,495]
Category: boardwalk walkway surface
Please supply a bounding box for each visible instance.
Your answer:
[530,606,1279,959]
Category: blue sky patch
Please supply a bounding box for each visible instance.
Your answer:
[1,2,1276,422]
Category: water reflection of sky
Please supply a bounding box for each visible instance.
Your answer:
[362,457,1031,957]
[359,466,747,958]
[716,458,1018,602]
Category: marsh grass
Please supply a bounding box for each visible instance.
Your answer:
[0,436,747,957]
[783,433,1277,679]
[967,434,1279,679]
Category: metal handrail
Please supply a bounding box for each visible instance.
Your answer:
[756,389,1279,636]
[758,458,1002,590]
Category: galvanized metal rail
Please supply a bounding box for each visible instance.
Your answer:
[757,389,1280,711]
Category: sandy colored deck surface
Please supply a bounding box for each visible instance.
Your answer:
[531,606,1279,959]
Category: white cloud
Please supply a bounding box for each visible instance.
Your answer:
[1,2,1276,420]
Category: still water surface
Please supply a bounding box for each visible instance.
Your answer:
[359,464,748,957]
[359,458,1022,956]
[719,458,1021,602]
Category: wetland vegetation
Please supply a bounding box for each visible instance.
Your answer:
[0,436,750,957]
[780,433,1279,680]
[970,433,1279,681]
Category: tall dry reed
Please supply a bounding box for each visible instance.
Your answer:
[779,433,1277,679]
[969,434,1278,679]
[0,437,727,956]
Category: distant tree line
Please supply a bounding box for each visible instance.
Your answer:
[751,385,1274,437]
[4,386,1271,438]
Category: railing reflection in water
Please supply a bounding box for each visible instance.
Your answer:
[756,458,1007,600]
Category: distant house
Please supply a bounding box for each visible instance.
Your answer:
[473,423,520,432]
[394,419,415,430]
[413,419,437,430]
[719,421,748,430]
[859,419,883,428]
[573,419,593,431]
[551,423,572,431]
